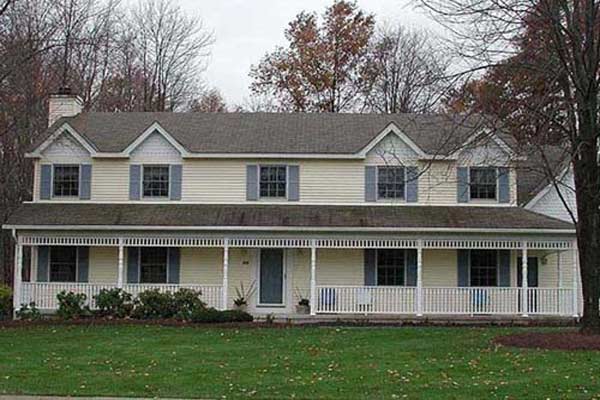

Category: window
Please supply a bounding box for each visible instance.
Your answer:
[377,166,405,199]
[53,165,79,197]
[140,247,168,283]
[470,250,498,287]
[470,167,497,200]
[377,249,405,286]
[49,246,77,282]
[143,165,170,198]
[260,165,287,198]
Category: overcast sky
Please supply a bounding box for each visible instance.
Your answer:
[180,0,437,106]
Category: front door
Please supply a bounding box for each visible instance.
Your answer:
[517,257,539,312]
[259,249,285,306]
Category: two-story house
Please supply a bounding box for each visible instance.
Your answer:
[3,91,580,319]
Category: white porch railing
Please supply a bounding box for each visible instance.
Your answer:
[20,282,223,311]
[315,286,574,316]
[316,286,416,314]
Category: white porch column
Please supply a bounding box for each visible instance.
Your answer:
[416,240,423,316]
[310,240,317,316]
[572,240,579,318]
[117,239,125,289]
[222,238,229,311]
[12,241,23,319]
[521,243,528,317]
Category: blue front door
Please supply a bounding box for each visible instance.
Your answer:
[260,249,284,305]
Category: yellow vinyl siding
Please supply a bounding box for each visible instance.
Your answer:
[422,250,458,286]
[300,161,364,203]
[418,161,457,205]
[180,248,223,284]
[89,247,118,283]
[91,159,129,201]
[33,161,40,201]
[226,248,255,308]
[182,160,246,202]
[316,249,364,285]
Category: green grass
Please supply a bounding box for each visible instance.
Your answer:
[0,325,599,399]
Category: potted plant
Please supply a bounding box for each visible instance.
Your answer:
[294,288,310,314]
[233,281,256,312]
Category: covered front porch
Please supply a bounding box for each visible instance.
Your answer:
[11,232,580,318]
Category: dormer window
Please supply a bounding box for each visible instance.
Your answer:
[260,165,287,198]
[53,165,79,197]
[143,165,170,198]
[469,167,497,200]
[377,166,405,199]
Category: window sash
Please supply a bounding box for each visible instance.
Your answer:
[49,246,77,282]
[53,165,80,197]
[469,167,497,200]
[469,250,498,287]
[140,247,168,283]
[142,165,170,198]
[377,166,405,199]
[376,249,406,286]
[259,165,287,198]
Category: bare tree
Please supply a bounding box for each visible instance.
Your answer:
[189,88,227,112]
[418,0,600,333]
[362,25,452,113]
[130,0,213,111]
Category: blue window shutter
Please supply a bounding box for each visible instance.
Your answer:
[457,249,469,287]
[77,247,89,283]
[498,167,510,203]
[80,164,92,200]
[405,249,417,286]
[37,246,49,282]
[129,165,141,200]
[457,167,469,203]
[365,166,377,202]
[246,165,258,201]
[364,249,376,285]
[498,250,511,287]
[127,247,139,283]
[40,165,52,200]
[288,165,300,201]
[168,248,180,284]
[406,166,419,203]
[170,164,182,200]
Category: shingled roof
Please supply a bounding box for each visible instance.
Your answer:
[5,203,574,232]
[36,112,513,156]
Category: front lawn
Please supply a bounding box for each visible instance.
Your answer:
[0,324,599,399]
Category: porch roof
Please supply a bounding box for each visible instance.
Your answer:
[5,203,574,233]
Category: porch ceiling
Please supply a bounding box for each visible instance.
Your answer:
[5,203,574,232]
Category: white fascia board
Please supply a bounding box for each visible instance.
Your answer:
[2,224,576,235]
[449,128,520,160]
[357,122,428,158]
[524,165,572,210]
[26,123,97,158]
[122,122,190,157]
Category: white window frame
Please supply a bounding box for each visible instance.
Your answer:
[468,167,499,202]
[468,249,500,287]
[375,248,408,287]
[51,164,81,199]
[137,247,170,284]
[258,164,289,200]
[141,164,171,200]
[376,166,407,202]
[48,246,79,282]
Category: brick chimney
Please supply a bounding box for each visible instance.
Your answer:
[48,87,83,127]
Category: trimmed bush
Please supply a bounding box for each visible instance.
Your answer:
[172,288,206,320]
[94,288,134,318]
[16,302,41,321]
[190,307,253,323]
[131,289,175,319]
[57,291,89,320]
[0,285,12,319]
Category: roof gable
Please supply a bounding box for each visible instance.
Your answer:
[29,123,96,158]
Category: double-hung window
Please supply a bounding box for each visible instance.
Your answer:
[469,167,497,200]
[49,246,77,282]
[143,165,170,198]
[470,250,498,287]
[140,247,168,283]
[377,166,405,200]
[377,249,406,286]
[259,165,287,198]
[53,165,79,197]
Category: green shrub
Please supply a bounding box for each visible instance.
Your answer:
[131,289,175,319]
[190,307,253,323]
[0,285,12,319]
[56,291,89,320]
[16,302,41,321]
[172,288,206,320]
[94,288,133,318]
